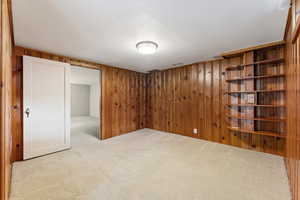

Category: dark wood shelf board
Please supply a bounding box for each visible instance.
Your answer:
[227,127,286,138]
[226,89,285,94]
[226,58,284,71]
[226,104,285,107]
[226,74,285,82]
[226,115,286,122]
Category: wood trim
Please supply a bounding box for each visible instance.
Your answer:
[292,14,300,43]
[0,0,13,199]
[162,57,224,72]
[0,0,4,198]
[14,46,145,74]
[7,0,13,45]
[221,41,286,58]
[284,0,300,198]
[284,7,292,41]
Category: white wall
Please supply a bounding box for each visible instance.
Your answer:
[71,84,90,117]
[70,66,100,118]
[90,84,100,117]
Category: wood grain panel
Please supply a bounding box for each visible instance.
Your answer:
[212,61,221,142]
[11,55,22,161]
[146,53,286,155]
[285,4,300,200]
[0,0,14,199]
[12,47,147,161]
[4,3,294,200]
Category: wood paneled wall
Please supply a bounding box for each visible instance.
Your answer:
[0,0,14,199]
[146,61,226,141]
[101,66,147,139]
[3,1,298,199]
[11,53,22,162]
[12,46,146,161]
[285,2,300,200]
[146,53,286,156]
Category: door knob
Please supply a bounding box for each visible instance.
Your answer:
[25,108,30,118]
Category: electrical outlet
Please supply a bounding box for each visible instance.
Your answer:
[193,129,198,134]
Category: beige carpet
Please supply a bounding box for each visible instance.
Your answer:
[10,119,291,200]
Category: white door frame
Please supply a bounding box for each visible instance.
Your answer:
[23,56,71,159]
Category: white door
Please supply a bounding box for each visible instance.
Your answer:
[23,56,70,160]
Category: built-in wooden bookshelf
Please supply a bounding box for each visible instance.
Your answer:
[227,127,286,138]
[225,45,286,138]
[226,104,285,107]
[226,74,285,82]
[226,115,286,122]
[225,58,285,70]
[225,89,285,94]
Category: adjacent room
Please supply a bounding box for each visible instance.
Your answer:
[1,0,300,200]
[70,66,101,143]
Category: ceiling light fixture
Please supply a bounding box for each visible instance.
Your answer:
[136,41,158,54]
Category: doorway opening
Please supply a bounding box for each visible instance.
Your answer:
[70,66,101,146]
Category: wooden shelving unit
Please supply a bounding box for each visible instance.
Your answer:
[225,46,286,138]
[226,58,285,70]
[226,115,286,122]
[226,74,285,82]
[227,127,286,138]
[225,89,285,94]
[226,104,285,107]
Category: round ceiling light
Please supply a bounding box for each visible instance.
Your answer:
[136,41,158,54]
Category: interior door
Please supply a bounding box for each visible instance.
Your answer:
[23,56,70,160]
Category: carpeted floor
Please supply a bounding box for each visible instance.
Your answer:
[10,118,291,200]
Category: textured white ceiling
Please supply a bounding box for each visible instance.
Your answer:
[12,0,289,72]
